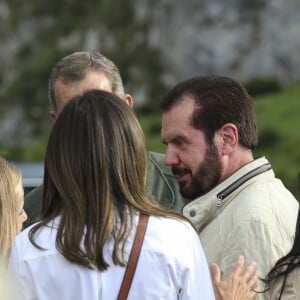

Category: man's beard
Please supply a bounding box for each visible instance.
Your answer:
[173,143,222,199]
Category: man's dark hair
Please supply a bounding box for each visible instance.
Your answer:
[161,75,258,150]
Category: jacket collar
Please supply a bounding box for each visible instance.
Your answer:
[182,157,274,231]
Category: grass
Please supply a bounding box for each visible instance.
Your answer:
[254,82,300,199]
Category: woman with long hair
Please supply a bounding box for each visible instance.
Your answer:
[0,156,27,262]
[8,90,215,299]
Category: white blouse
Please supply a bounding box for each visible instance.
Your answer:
[8,214,215,300]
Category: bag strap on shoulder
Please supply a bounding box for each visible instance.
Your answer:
[117,213,149,300]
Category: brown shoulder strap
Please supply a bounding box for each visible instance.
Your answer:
[117,213,149,300]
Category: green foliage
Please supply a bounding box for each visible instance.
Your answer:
[243,76,282,96]
[0,135,48,161]
[253,81,300,199]
[1,0,166,138]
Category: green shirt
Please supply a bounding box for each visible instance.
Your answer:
[24,152,186,227]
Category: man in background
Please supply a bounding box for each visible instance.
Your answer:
[24,51,185,226]
[161,75,299,299]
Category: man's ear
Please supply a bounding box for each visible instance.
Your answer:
[219,123,238,155]
[49,110,57,124]
[123,94,133,108]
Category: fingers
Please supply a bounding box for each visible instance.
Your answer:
[238,260,260,299]
[211,256,259,300]
[210,263,221,286]
[229,255,244,277]
[247,270,261,293]
[241,261,257,282]
[210,257,259,300]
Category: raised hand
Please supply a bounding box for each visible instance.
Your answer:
[211,256,259,300]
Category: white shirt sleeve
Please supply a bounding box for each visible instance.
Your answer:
[8,237,39,300]
[179,224,216,300]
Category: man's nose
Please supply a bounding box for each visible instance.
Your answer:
[164,146,180,166]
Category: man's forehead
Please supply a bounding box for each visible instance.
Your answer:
[162,100,195,134]
[54,71,113,113]
[56,71,112,90]
[163,96,196,119]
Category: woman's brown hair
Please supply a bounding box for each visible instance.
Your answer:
[29,90,186,270]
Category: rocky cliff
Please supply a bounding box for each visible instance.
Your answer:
[138,0,300,85]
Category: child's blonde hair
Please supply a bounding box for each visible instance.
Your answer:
[0,156,22,261]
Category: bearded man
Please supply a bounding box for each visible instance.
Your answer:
[161,75,299,300]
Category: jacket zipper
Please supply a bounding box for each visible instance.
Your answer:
[216,163,272,206]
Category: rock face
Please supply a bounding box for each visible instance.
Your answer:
[141,0,300,85]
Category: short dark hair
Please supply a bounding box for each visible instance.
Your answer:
[161,75,258,150]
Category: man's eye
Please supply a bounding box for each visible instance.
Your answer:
[174,139,183,146]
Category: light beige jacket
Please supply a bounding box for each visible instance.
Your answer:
[183,157,299,300]
[267,267,300,299]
